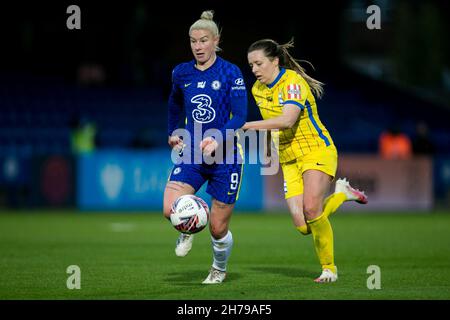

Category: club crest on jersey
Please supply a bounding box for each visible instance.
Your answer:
[191,94,216,123]
[211,80,221,90]
[287,84,301,99]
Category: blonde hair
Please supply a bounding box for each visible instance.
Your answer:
[189,10,221,52]
[248,38,324,98]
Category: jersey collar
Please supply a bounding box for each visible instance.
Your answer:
[267,68,286,89]
[192,56,221,72]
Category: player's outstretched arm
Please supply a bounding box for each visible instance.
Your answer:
[243,103,300,130]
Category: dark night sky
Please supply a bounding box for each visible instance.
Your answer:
[1,1,348,85]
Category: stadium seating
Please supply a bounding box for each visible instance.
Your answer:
[1,73,449,157]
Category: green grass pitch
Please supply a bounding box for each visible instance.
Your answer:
[0,210,449,300]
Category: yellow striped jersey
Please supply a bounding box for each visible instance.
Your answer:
[251,68,334,163]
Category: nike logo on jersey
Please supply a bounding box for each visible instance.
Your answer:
[227,191,236,195]
[184,83,191,88]
[316,162,325,166]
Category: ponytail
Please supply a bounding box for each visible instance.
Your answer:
[278,38,324,98]
[248,38,324,98]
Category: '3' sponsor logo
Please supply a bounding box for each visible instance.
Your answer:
[191,94,215,124]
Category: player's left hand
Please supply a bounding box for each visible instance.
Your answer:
[200,137,219,156]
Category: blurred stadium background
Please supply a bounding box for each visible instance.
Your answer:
[1,0,450,299]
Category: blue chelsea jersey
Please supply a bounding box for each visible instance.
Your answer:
[168,56,247,163]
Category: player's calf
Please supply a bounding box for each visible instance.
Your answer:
[296,225,311,235]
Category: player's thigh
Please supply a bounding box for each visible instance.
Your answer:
[301,147,337,219]
[163,181,195,218]
[302,170,333,220]
[301,146,338,183]
[206,164,243,205]
[163,164,203,218]
[281,159,304,199]
[209,198,235,239]
[286,194,306,228]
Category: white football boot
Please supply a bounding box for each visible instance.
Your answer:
[314,267,338,283]
[175,233,194,257]
[335,178,368,204]
[202,267,226,284]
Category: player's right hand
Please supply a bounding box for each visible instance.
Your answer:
[168,135,184,152]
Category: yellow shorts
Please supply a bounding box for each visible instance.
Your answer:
[281,145,338,199]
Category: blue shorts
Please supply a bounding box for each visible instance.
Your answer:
[168,163,243,204]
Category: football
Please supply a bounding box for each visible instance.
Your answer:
[170,195,210,234]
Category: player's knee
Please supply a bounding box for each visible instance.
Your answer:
[303,200,322,220]
[210,223,228,239]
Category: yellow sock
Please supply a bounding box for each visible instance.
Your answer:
[307,213,336,273]
[296,225,311,235]
[295,192,345,237]
[323,192,346,218]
